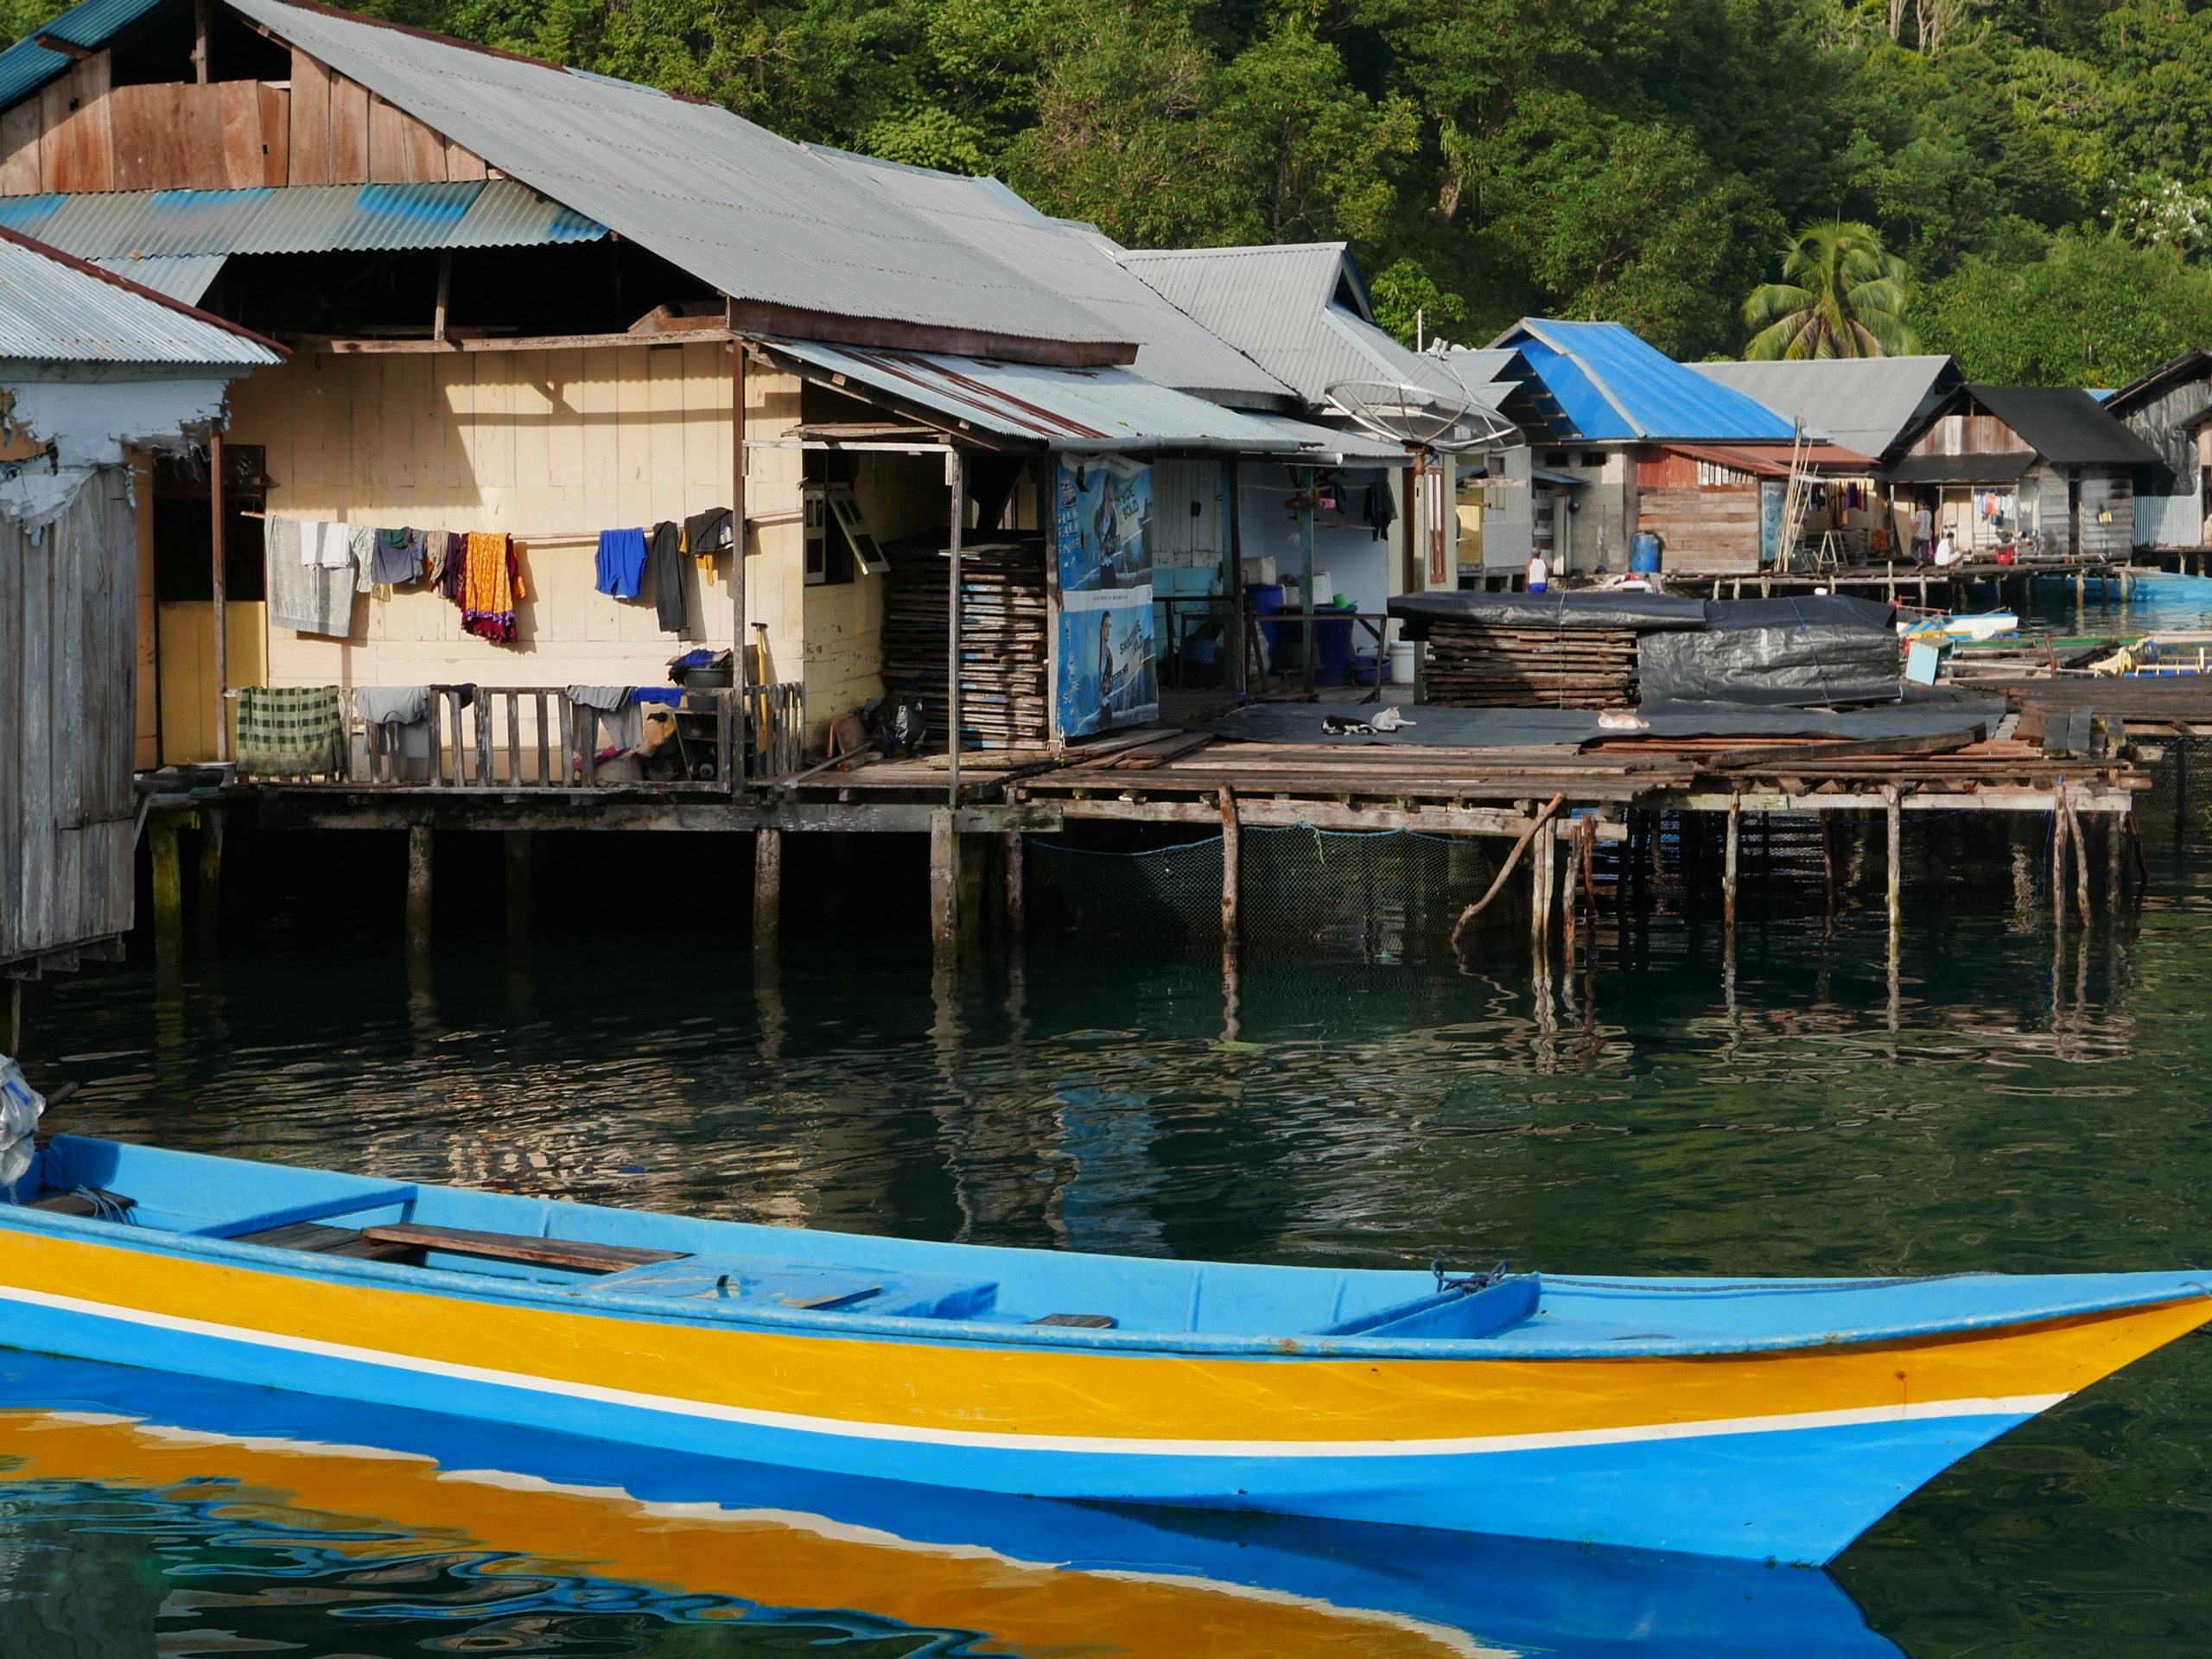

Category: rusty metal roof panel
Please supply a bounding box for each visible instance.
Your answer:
[0,234,279,365]
[228,0,1131,352]
[763,338,1398,457]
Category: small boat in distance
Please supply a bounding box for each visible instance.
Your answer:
[3,1135,2206,1566]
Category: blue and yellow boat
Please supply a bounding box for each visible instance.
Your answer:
[2,1134,2205,1566]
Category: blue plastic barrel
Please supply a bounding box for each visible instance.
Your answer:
[1314,615,1356,685]
[1249,582,1286,651]
[1630,531,1662,574]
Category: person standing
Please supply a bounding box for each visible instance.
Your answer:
[1526,550,1549,594]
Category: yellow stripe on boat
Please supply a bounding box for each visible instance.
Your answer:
[8,1230,2207,1448]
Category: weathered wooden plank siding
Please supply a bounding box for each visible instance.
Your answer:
[2,469,137,968]
[0,48,486,194]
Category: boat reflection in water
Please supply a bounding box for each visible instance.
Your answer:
[0,1353,1903,1658]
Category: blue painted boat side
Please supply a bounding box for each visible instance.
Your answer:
[0,1350,1906,1657]
[0,1286,2035,1564]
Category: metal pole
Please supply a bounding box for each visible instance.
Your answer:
[1299,465,1316,697]
[209,428,228,763]
[947,448,965,806]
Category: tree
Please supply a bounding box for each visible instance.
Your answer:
[1742,219,1918,357]
[1919,232,2212,385]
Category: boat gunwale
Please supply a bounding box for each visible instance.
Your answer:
[3,1202,2207,1364]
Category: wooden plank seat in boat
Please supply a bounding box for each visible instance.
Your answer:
[578,1254,998,1319]
[357,1223,688,1274]
[26,1188,134,1219]
[230,1221,425,1262]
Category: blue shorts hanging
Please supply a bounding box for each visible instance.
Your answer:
[596,528,648,599]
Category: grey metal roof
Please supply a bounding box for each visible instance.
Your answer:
[0,180,605,259]
[230,0,1131,353]
[1690,357,1960,461]
[804,149,1297,410]
[760,338,1396,457]
[0,232,279,366]
[1118,244,1421,405]
[87,253,226,305]
[1966,384,2163,467]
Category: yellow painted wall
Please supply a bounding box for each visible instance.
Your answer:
[229,343,814,727]
[156,601,267,765]
[133,455,158,770]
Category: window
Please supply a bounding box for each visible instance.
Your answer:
[1544,449,1572,467]
[1580,451,1607,469]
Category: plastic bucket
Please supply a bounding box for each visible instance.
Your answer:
[1388,640,1417,684]
[1249,582,1287,651]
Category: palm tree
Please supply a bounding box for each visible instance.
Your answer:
[1743,222,1919,359]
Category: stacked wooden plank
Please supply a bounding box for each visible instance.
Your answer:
[880,535,1051,747]
[1421,623,1640,709]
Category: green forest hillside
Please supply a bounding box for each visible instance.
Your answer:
[11,0,2212,384]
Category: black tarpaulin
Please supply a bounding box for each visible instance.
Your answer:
[1638,618,1901,707]
[1389,590,1708,637]
[1185,696,2000,750]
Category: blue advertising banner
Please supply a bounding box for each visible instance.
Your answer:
[1054,457,1157,738]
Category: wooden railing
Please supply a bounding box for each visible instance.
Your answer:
[351,683,806,788]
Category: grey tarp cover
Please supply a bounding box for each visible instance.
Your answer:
[1389,590,1709,635]
[1639,595,1901,708]
[1187,695,2001,751]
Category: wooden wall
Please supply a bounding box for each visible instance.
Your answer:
[0,467,139,970]
[1905,412,2029,459]
[228,349,880,741]
[0,48,486,194]
[1632,452,1764,574]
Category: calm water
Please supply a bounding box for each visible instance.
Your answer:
[6,719,2212,1652]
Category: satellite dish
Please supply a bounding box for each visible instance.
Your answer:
[1325,352,1517,453]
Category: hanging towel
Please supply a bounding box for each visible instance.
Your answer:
[461,532,523,644]
[346,524,376,593]
[649,519,688,633]
[237,685,345,779]
[595,527,648,598]
[266,519,359,638]
[354,685,429,726]
[372,527,423,585]
[422,530,450,588]
[566,686,640,752]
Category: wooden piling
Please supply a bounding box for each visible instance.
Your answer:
[2051,804,2068,929]
[1820,810,1835,916]
[1723,796,1741,935]
[2,981,18,1056]
[149,814,184,953]
[753,826,781,954]
[2106,808,2123,910]
[929,808,957,954]
[1884,787,1902,938]
[405,823,433,954]
[503,830,531,942]
[1219,787,1240,953]
[2063,795,2091,921]
[195,805,224,945]
[1004,828,1025,940]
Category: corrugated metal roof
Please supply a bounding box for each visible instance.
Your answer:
[1966,385,2163,467]
[87,252,226,304]
[760,338,1393,456]
[0,0,168,113]
[1660,440,1878,476]
[804,148,1297,409]
[0,181,604,258]
[1119,245,1420,405]
[0,232,279,365]
[1691,357,1960,461]
[228,0,1131,352]
[1491,319,1796,442]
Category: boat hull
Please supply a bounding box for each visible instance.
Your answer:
[3,1219,2203,1564]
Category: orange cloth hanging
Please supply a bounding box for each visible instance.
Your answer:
[461,531,524,645]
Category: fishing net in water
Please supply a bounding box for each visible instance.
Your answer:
[1027,828,1503,953]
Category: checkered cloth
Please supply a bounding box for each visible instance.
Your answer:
[237,685,345,779]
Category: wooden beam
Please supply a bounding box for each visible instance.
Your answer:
[947,448,964,806]
[360,1223,683,1273]
[1700,726,1986,772]
[728,300,1138,368]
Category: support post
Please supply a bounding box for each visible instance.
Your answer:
[1004,828,1025,940]
[1299,465,1317,698]
[504,830,531,942]
[1529,818,1554,956]
[433,250,452,342]
[1224,458,1247,694]
[195,805,225,945]
[2051,804,2068,929]
[1821,810,1835,916]
[2107,809,2123,911]
[1219,786,1240,954]
[2064,795,2091,921]
[753,827,781,954]
[729,334,748,769]
[405,823,434,955]
[1560,829,1577,966]
[192,0,209,79]
[2,981,18,1057]
[946,448,965,804]
[1884,786,1902,938]
[1723,795,1741,935]
[929,807,957,955]
[149,814,185,954]
[209,427,228,763]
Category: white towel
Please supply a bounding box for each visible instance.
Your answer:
[267,518,359,637]
[306,520,353,569]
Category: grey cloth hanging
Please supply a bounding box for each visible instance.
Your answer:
[265,518,359,637]
[650,519,688,633]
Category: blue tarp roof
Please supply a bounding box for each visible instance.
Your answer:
[1490,319,1796,443]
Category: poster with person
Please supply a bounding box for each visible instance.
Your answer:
[1054,454,1157,737]
[1055,457,1152,594]
[1055,598,1159,738]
